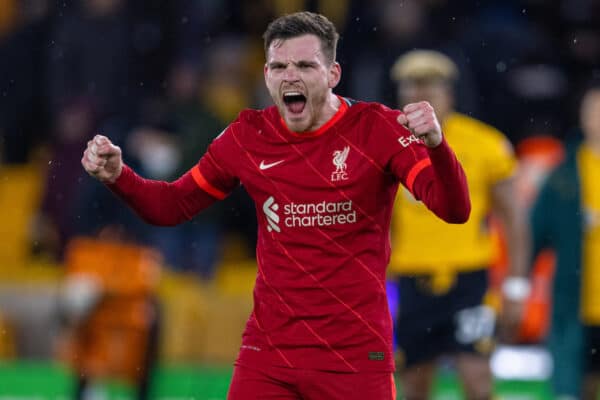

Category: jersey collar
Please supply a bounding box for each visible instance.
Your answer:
[279,95,349,138]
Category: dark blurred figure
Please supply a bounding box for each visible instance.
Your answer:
[530,80,600,400]
[457,1,572,143]
[0,0,52,163]
[45,0,133,119]
[338,0,480,117]
[126,60,228,277]
[30,97,96,260]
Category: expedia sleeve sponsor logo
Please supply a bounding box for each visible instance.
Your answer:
[262,196,357,231]
[398,134,421,148]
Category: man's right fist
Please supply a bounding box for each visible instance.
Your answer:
[81,135,123,184]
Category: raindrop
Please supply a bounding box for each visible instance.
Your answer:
[573,38,578,44]
[522,8,527,14]
[496,61,507,73]
[355,17,360,22]
[372,26,377,32]
[48,160,52,165]
[181,17,189,24]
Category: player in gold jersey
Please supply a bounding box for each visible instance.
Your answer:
[388,50,529,400]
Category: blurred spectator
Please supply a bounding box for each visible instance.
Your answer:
[57,236,161,400]
[125,60,228,277]
[388,50,528,400]
[45,0,134,119]
[530,80,600,399]
[30,97,96,260]
[0,0,52,163]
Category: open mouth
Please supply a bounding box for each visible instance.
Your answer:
[283,92,307,115]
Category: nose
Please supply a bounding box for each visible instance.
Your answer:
[282,65,299,81]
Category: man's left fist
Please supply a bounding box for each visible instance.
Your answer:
[396,101,443,148]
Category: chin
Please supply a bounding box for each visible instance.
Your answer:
[284,115,309,132]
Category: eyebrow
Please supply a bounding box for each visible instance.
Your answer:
[267,60,318,68]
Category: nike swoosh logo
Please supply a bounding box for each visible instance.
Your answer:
[259,160,285,170]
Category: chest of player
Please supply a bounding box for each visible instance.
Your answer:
[238,134,385,202]
[451,146,488,195]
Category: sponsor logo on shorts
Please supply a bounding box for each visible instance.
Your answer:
[454,305,495,345]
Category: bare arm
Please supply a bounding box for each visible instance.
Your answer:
[493,176,531,342]
[492,177,530,278]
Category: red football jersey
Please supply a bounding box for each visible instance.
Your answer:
[189,97,467,373]
[108,96,468,373]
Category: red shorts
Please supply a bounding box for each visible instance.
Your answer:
[227,363,396,400]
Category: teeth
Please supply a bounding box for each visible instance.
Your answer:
[283,91,303,97]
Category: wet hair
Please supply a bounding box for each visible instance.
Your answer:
[263,11,339,64]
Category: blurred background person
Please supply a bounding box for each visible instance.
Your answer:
[388,49,529,400]
[530,80,600,400]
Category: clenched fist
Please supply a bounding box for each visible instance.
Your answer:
[397,101,443,148]
[81,135,123,184]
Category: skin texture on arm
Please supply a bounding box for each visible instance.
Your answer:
[492,177,530,278]
[492,177,531,342]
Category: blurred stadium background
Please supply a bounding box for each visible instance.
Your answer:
[0,0,598,398]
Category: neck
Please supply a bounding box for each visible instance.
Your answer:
[311,92,340,131]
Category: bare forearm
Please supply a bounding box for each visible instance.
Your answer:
[495,181,530,277]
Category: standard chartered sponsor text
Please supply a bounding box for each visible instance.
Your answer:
[283,200,357,227]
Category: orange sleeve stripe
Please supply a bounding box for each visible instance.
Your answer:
[191,166,227,200]
[406,157,432,194]
[391,373,397,400]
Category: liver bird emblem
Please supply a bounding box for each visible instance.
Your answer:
[332,146,350,173]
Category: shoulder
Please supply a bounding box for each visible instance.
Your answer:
[344,101,407,132]
[219,107,276,137]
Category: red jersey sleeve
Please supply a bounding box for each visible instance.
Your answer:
[372,104,470,223]
[106,121,243,226]
[107,164,218,226]
[192,123,241,199]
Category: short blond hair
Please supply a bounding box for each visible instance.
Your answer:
[391,50,459,83]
